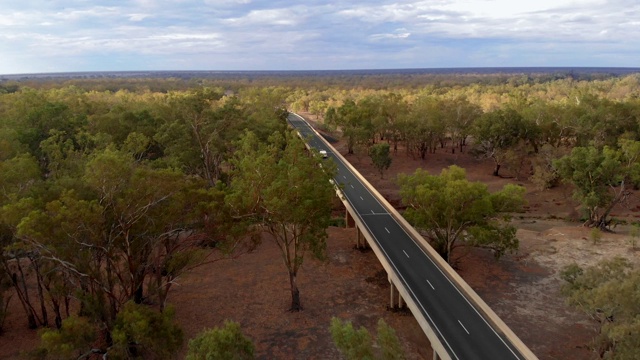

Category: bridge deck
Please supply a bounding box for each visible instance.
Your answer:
[288,113,537,360]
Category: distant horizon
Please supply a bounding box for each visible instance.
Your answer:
[3,66,640,80]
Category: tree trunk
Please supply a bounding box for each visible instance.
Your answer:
[531,140,539,154]
[289,272,302,311]
[53,302,62,329]
[42,277,62,329]
[595,185,629,230]
[32,259,49,327]
[134,284,144,304]
[64,295,70,317]
[419,143,428,160]
[445,239,453,265]
[493,163,501,177]
[14,259,40,329]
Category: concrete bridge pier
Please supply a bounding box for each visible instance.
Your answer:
[389,277,395,308]
[433,349,440,360]
[355,227,368,250]
[345,208,355,228]
[388,277,405,310]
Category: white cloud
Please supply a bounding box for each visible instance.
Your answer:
[128,14,151,22]
[1,0,639,73]
[204,0,252,4]
[370,30,411,42]
[223,8,302,26]
[52,6,120,21]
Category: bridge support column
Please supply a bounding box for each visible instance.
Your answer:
[389,277,405,310]
[356,227,367,250]
[345,209,355,228]
[433,349,440,360]
[389,278,396,308]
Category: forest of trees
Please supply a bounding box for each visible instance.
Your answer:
[1,70,640,358]
[0,82,332,357]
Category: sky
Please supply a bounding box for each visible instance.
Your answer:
[1,0,639,74]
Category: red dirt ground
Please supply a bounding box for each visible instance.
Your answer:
[2,113,639,359]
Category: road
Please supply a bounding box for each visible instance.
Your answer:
[288,113,526,360]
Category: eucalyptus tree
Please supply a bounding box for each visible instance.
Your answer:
[369,142,392,178]
[554,139,640,229]
[14,98,87,174]
[186,321,255,360]
[440,96,481,154]
[377,93,409,153]
[471,108,527,176]
[155,88,246,186]
[330,318,405,360]
[237,86,290,139]
[519,100,570,149]
[228,130,335,311]
[403,96,445,160]
[38,301,184,359]
[561,258,640,359]
[325,100,374,154]
[358,95,384,145]
[398,166,525,263]
[572,95,639,148]
[8,148,214,337]
[0,153,44,329]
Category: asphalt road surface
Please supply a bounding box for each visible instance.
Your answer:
[288,113,527,360]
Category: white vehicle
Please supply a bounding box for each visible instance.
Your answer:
[319,150,328,158]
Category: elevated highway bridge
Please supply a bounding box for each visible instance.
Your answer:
[288,113,538,360]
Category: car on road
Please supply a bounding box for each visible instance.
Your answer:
[319,150,328,158]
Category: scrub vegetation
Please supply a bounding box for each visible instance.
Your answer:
[1,69,640,358]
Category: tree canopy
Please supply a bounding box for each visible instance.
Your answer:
[398,165,525,263]
[554,140,640,229]
[330,318,405,360]
[186,321,255,360]
[369,142,392,178]
[561,258,640,359]
[228,130,336,311]
[0,82,307,356]
[3,71,640,357]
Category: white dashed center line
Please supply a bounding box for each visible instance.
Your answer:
[426,280,435,290]
[403,250,409,258]
[385,227,390,234]
[458,320,470,335]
